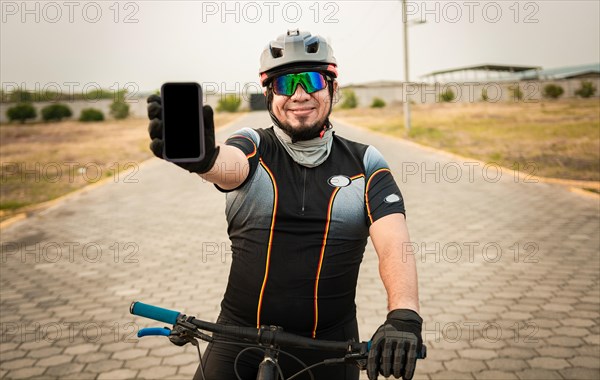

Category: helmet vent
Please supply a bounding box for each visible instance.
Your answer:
[271,47,283,58]
[306,41,319,54]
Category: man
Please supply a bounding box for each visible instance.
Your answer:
[147,29,423,380]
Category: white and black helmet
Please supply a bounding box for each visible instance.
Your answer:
[259,29,338,86]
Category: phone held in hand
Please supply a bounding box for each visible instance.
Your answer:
[161,82,205,162]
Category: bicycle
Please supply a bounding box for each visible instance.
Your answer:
[130,301,426,380]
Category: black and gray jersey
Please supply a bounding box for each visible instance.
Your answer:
[215,126,405,338]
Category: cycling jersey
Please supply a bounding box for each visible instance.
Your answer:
[216,126,405,338]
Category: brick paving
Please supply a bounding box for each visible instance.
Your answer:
[1,111,598,379]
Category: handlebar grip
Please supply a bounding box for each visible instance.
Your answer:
[137,327,172,338]
[130,301,180,325]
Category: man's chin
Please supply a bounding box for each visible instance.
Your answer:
[278,118,327,142]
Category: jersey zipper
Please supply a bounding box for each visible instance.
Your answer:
[301,167,307,215]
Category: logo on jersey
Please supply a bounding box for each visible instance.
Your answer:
[384,194,401,203]
[327,175,351,188]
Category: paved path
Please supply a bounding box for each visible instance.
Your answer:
[1,112,598,379]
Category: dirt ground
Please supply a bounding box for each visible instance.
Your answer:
[0,113,240,221]
[334,98,600,182]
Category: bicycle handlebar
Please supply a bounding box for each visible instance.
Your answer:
[130,301,426,359]
[137,327,172,337]
[130,301,180,325]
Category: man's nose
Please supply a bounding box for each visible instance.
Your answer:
[290,84,311,101]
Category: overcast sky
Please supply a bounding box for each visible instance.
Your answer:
[1,0,599,94]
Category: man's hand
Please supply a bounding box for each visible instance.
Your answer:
[147,94,220,174]
[367,309,423,380]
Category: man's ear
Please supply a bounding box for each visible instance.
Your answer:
[332,80,340,105]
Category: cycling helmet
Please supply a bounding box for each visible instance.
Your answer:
[259,29,338,141]
[259,29,338,86]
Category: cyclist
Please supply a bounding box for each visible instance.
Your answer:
[147,29,423,380]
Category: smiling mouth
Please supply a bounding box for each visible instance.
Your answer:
[288,108,315,116]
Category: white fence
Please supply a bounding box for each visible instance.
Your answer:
[0,93,257,124]
[343,78,600,107]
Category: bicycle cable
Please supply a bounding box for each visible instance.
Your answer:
[233,346,285,380]
[286,360,334,380]
[195,343,206,380]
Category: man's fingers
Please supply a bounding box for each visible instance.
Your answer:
[393,341,406,379]
[147,101,162,120]
[202,105,214,131]
[367,344,381,380]
[381,339,393,378]
[150,138,164,158]
[147,94,161,104]
[148,119,163,140]
[403,341,418,380]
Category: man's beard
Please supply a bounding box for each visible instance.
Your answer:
[277,115,329,142]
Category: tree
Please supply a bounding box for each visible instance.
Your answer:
[481,88,489,101]
[371,97,386,108]
[340,89,358,109]
[509,85,523,101]
[7,103,37,123]
[9,89,33,103]
[110,101,130,119]
[575,81,597,98]
[41,104,73,121]
[79,108,104,122]
[217,95,241,112]
[439,89,456,102]
[543,84,564,99]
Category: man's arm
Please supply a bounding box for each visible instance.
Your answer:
[369,213,420,313]
[198,144,249,191]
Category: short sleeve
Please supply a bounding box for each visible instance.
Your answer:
[214,128,260,193]
[363,145,405,225]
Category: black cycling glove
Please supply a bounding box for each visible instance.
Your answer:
[367,309,423,380]
[147,94,220,174]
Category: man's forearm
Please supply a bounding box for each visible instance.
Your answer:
[199,144,249,190]
[378,245,420,313]
[370,213,420,314]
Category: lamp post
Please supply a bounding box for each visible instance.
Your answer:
[402,0,425,132]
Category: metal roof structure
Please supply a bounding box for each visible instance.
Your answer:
[426,64,541,76]
[421,64,542,82]
[520,63,600,80]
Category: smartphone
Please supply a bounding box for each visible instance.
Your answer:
[161,82,205,162]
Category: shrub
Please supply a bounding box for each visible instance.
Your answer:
[509,85,523,101]
[217,95,241,112]
[481,88,489,101]
[439,89,455,102]
[79,108,104,122]
[110,101,130,119]
[41,103,72,122]
[543,84,564,99]
[6,103,37,123]
[340,89,358,109]
[371,97,386,108]
[575,81,597,98]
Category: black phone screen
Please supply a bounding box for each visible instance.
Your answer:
[161,82,205,161]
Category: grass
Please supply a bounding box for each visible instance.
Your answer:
[0,113,242,222]
[333,99,600,181]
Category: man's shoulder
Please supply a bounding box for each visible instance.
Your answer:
[332,133,389,173]
[227,126,274,146]
[332,132,370,156]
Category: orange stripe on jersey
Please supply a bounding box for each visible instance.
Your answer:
[256,158,278,328]
[312,186,341,338]
[365,168,391,224]
[228,134,257,158]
